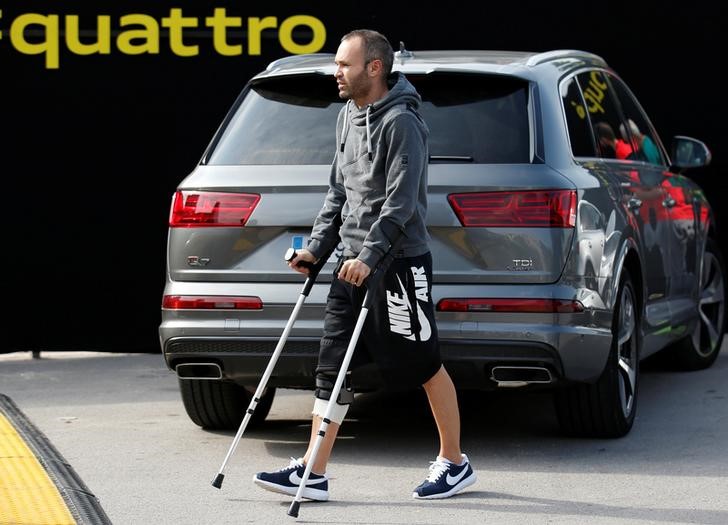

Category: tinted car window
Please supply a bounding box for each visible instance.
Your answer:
[208,73,531,165]
[561,76,596,157]
[411,73,531,163]
[609,75,666,166]
[577,71,632,161]
[208,75,343,165]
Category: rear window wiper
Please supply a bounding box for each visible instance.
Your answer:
[429,155,473,162]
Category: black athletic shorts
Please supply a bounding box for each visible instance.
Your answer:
[316,251,442,392]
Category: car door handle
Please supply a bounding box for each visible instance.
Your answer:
[663,197,676,208]
[628,198,642,210]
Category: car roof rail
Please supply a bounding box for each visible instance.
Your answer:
[526,49,607,67]
[265,53,335,72]
[395,41,415,64]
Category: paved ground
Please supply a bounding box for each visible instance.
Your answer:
[1,347,727,524]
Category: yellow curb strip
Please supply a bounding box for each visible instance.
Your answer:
[0,412,75,525]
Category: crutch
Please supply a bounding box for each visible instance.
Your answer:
[288,221,405,517]
[211,241,338,489]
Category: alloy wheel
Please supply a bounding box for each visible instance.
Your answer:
[693,251,726,357]
[616,283,637,419]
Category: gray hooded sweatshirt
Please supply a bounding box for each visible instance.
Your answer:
[307,72,430,270]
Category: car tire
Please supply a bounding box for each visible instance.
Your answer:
[178,379,275,430]
[667,237,726,370]
[554,270,640,438]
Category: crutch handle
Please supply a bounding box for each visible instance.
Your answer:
[285,244,338,297]
[284,247,315,270]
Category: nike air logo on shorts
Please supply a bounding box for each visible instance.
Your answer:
[386,266,431,341]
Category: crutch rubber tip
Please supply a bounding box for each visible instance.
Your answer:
[287,501,301,517]
[211,473,225,489]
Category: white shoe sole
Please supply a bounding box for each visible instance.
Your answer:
[253,475,329,501]
[412,471,477,500]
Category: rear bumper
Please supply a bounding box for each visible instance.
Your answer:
[162,332,609,391]
[159,281,614,388]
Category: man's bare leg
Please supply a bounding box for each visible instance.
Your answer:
[302,415,340,475]
[422,365,462,463]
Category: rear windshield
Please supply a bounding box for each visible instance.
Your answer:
[207,73,530,165]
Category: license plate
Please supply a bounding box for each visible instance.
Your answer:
[291,236,343,263]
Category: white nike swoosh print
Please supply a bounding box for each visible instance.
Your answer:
[414,300,431,342]
[396,275,412,310]
[396,275,431,342]
[446,465,469,486]
[289,470,326,486]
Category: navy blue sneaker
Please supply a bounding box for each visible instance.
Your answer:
[253,457,329,501]
[412,454,476,499]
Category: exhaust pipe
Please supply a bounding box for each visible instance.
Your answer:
[490,366,553,388]
[176,362,223,380]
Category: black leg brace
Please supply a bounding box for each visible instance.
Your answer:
[314,370,355,405]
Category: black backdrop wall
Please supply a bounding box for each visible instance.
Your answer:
[2,2,725,352]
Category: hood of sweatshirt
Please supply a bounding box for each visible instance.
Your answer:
[339,72,423,159]
[307,71,431,268]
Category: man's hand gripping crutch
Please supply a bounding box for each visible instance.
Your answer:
[287,219,406,518]
[211,234,341,490]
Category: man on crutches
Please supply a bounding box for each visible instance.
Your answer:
[253,29,476,503]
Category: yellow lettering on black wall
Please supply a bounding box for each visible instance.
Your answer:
[4,10,327,68]
[206,8,242,56]
[118,14,160,55]
[10,13,60,69]
[278,15,325,54]
[247,16,277,56]
[66,15,111,55]
[161,8,198,57]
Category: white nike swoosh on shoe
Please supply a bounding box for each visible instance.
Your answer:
[254,475,329,501]
[446,465,469,486]
[289,470,326,486]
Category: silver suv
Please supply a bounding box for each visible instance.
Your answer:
[159,49,724,437]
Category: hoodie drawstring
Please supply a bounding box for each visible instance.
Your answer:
[340,100,350,153]
[365,104,372,161]
[340,101,375,160]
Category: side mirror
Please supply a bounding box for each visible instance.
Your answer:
[670,136,712,172]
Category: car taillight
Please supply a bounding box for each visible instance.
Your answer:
[169,191,260,227]
[437,298,584,313]
[447,189,577,227]
[162,295,263,310]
